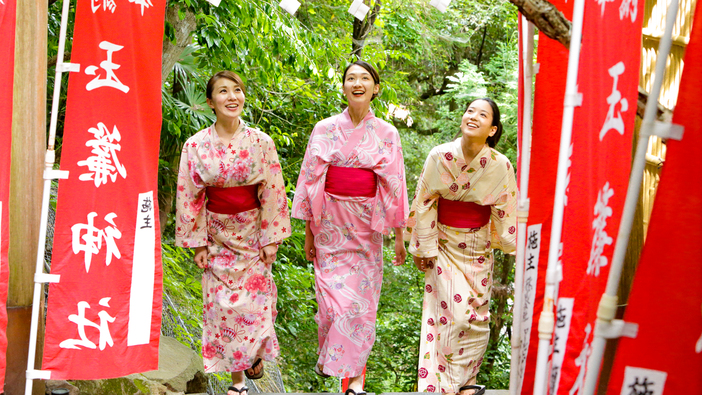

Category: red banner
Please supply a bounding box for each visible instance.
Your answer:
[0,0,16,387]
[552,0,644,393]
[517,0,573,392]
[606,6,702,394]
[42,0,165,379]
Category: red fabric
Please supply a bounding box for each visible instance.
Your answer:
[554,0,644,392]
[437,198,491,229]
[325,165,377,197]
[518,0,573,392]
[607,6,702,394]
[0,0,15,387]
[206,185,261,215]
[42,0,165,379]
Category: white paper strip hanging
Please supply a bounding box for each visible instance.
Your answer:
[206,0,222,6]
[429,0,451,13]
[279,0,301,15]
[348,0,370,21]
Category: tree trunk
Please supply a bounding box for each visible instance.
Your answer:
[161,6,197,85]
[7,1,48,393]
[351,0,382,59]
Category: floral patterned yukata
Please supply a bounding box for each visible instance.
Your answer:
[175,121,291,373]
[406,140,516,393]
[292,108,408,377]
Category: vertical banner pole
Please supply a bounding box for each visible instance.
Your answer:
[580,0,680,393]
[24,0,73,392]
[531,0,586,391]
[510,15,534,395]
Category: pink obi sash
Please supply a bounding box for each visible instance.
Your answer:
[325,165,377,197]
[438,197,491,228]
[206,184,260,215]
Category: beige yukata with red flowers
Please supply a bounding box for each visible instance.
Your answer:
[175,121,291,373]
[405,140,517,393]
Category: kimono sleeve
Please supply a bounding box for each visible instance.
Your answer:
[291,122,326,222]
[372,126,409,233]
[406,149,441,258]
[258,134,292,247]
[175,141,207,248]
[490,158,518,254]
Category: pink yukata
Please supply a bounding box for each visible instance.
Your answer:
[292,109,408,377]
[406,141,516,393]
[175,121,291,373]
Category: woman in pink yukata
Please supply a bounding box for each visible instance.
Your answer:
[175,71,291,395]
[406,98,517,395]
[292,61,409,395]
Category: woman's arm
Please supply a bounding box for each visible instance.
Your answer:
[391,227,407,266]
[304,220,316,261]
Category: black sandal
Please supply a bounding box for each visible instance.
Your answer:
[459,385,486,395]
[344,390,367,395]
[244,358,264,380]
[228,386,249,395]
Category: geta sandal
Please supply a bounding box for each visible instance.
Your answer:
[244,358,264,380]
[458,385,486,395]
[227,385,249,395]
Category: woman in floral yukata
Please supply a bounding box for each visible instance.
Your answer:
[406,98,517,395]
[175,71,291,395]
[292,60,408,395]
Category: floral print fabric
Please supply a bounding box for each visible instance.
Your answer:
[292,109,408,377]
[175,121,291,373]
[406,140,517,392]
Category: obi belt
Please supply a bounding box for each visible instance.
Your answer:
[437,197,491,228]
[205,184,261,215]
[325,165,377,197]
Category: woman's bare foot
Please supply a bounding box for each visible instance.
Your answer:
[228,371,248,395]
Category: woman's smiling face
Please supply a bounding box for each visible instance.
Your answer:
[460,99,496,143]
[207,78,245,120]
[342,65,379,106]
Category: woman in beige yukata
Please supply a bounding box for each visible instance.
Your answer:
[406,98,517,395]
[292,61,408,395]
[175,71,291,395]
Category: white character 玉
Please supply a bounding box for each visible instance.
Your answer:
[91,0,116,13]
[59,297,116,350]
[71,212,122,272]
[77,122,127,187]
[599,62,628,141]
[85,41,130,93]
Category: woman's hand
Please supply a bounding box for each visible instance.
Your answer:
[304,232,316,262]
[304,221,316,262]
[392,236,407,266]
[413,256,436,272]
[259,243,279,265]
[194,246,208,269]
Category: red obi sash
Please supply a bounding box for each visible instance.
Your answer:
[438,197,491,228]
[325,166,377,197]
[206,184,260,215]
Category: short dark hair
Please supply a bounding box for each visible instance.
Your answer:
[468,97,503,148]
[206,71,247,100]
[342,60,380,101]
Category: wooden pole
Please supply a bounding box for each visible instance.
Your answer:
[6,0,47,394]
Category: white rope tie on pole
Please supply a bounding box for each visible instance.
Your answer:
[531,0,587,391]
[510,15,535,395]
[24,0,75,392]
[580,0,683,393]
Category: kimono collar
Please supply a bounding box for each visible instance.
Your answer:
[209,119,247,147]
[338,107,375,130]
[454,138,491,167]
